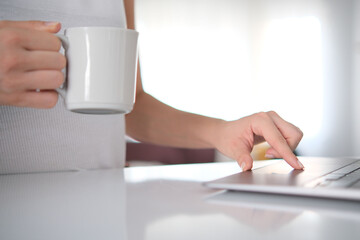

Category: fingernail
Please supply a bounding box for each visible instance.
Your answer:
[265,154,275,159]
[240,162,246,171]
[297,160,304,169]
[44,21,59,26]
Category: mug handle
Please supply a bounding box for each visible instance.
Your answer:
[55,34,69,99]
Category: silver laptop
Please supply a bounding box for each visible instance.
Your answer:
[204,157,360,201]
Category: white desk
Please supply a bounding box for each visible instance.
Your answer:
[1,160,360,240]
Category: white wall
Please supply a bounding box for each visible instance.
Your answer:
[352,0,360,157]
[135,0,358,158]
[299,0,354,157]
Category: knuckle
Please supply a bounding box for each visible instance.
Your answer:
[57,54,67,69]
[43,92,58,108]
[52,71,65,87]
[0,51,24,72]
[267,110,278,116]
[50,53,66,70]
[0,28,22,46]
[46,34,62,51]
[297,127,304,139]
[255,111,270,121]
[27,21,41,30]
[53,37,62,51]
[290,124,304,141]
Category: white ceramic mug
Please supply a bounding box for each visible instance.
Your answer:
[57,27,139,114]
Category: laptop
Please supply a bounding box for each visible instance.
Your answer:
[204,157,360,201]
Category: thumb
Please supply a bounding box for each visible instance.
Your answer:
[236,152,254,172]
[1,20,61,33]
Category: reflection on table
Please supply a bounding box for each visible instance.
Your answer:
[1,161,360,240]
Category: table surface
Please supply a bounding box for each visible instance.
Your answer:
[1,159,360,240]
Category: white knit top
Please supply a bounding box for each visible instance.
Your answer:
[0,0,127,174]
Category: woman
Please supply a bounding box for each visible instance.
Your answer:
[0,0,303,174]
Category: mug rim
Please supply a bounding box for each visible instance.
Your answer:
[64,26,138,34]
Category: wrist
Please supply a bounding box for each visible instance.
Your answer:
[200,117,227,149]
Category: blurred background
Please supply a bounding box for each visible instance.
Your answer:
[127,0,360,164]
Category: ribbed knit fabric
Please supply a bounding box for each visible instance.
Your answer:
[0,0,127,174]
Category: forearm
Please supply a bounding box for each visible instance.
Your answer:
[123,0,303,171]
[123,0,222,148]
[125,91,224,149]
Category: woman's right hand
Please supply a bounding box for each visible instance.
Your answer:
[0,20,66,108]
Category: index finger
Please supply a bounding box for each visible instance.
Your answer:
[252,115,304,170]
[267,111,303,150]
[18,28,62,51]
[0,20,61,33]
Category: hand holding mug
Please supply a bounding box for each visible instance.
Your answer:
[0,21,139,115]
[0,20,65,108]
